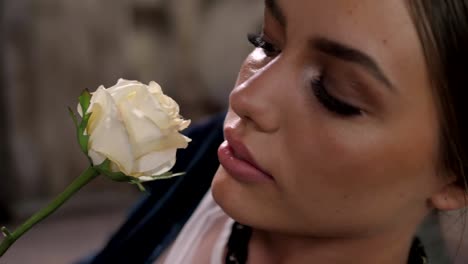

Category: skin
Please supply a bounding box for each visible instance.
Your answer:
[211,0,467,263]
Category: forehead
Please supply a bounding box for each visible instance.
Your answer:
[275,0,413,35]
[272,0,426,91]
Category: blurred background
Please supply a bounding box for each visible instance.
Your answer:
[0,0,262,262]
[0,0,467,263]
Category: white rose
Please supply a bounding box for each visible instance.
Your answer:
[81,79,191,181]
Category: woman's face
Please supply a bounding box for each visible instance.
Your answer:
[212,0,443,237]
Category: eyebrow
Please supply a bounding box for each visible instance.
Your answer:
[312,38,395,90]
[265,0,286,26]
[265,0,394,91]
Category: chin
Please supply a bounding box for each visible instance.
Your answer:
[212,167,240,212]
[211,166,281,229]
[211,166,255,224]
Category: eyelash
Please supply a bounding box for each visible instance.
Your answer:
[247,33,362,117]
[247,33,281,57]
[311,75,362,117]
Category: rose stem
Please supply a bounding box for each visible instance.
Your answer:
[0,166,99,257]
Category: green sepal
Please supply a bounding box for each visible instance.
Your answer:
[93,159,185,192]
[130,180,147,192]
[93,159,134,182]
[78,116,90,155]
[147,172,185,180]
[128,172,185,192]
[67,107,78,128]
[69,89,92,156]
[78,89,91,115]
[93,159,147,192]
[77,89,92,155]
[1,227,11,238]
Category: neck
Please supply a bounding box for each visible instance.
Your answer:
[247,226,417,264]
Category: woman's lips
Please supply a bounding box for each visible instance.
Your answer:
[217,139,274,184]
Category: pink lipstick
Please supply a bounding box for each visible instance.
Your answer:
[217,134,274,183]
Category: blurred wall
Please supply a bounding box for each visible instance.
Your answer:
[0,0,14,221]
[1,0,262,204]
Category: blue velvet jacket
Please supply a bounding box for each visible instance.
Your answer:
[78,113,225,264]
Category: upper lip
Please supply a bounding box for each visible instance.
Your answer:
[224,129,273,178]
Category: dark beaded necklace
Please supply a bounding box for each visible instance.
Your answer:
[225,222,252,264]
[224,222,427,264]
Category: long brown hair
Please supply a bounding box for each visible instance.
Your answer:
[407,0,468,191]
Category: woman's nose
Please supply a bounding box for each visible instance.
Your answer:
[229,60,284,133]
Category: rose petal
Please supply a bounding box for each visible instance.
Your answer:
[127,133,190,163]
[135,83,176,130]
[106,80,140,103]
[147,81,189,130]
[87,88,134,174]
[134,148,177,175]
[118,98,165,158]
[88,149,106,165]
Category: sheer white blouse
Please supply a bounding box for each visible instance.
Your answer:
[154,189,234,264]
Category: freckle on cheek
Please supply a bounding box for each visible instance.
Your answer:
[398,192,407,199]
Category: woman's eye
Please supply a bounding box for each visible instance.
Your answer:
[247,33,281,57]
[311,75,362,117]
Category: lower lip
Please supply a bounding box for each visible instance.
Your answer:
[217,141,274,183]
